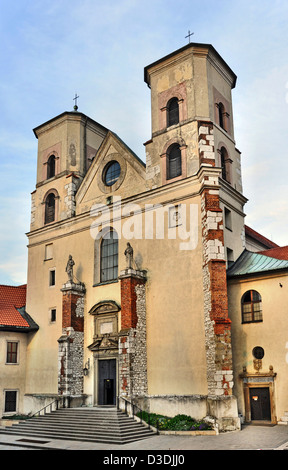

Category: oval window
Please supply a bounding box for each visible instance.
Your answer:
[252,346,264,360]
[103,161,121,186]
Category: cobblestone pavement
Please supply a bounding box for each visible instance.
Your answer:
[0,424,288,451]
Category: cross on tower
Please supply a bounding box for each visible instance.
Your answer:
[185,30,194,43]
[73,93,79,111]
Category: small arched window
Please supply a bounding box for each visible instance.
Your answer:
[220,147,230,182]
[167,144,182,180]
[47,155,56,179]
[45,193,56,224]
[100,230,118,283]
[241,290,263,323]
[218,102,226,130]
[167,98,179,127]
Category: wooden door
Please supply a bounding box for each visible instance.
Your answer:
[249,387,271,421]
[98,359,116,405]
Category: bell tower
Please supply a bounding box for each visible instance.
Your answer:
[144,42,247,262]
[143,43,247,429]
[30,108,108,231]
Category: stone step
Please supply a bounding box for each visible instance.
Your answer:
[0,428,153,444]
[0,426,155,444]
[3,420,147,434]
[278,413,288,424]
[2,424,153,438]
[0,407,156,444]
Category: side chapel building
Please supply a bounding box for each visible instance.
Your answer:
[1,42,288,431]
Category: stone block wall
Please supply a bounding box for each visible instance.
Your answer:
[199,121,234,398]
[118,270,148,400]
[58,282,85,396]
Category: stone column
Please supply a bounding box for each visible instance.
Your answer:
[118,268,148,401]
[58,281,86,397]
[198,121,240,431]
[199,121,234,398]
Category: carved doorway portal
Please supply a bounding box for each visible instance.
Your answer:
[240,366,277,424]
[88,300,120,406]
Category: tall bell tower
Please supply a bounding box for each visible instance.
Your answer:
[30,108,108,231]
[143,43,247,429]
[144,42,247,262]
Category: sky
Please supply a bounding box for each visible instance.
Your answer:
[1,0,288,285]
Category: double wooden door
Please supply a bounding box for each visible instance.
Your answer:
[98,359,116,405]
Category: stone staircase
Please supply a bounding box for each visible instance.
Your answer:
[0,407,157,445]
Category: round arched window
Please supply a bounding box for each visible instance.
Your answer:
[103,161,121,186]
[167,144,182,180]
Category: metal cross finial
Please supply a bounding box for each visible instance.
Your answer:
[73,93,79,111]
[185,30,194,43]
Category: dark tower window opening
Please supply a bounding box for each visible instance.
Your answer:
[45,193,56,224]
[167,98,179,127]
[218,102,226,130]
[47,155,56,179]
[167,144,182,180]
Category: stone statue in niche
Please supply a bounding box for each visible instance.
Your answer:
[66,254,75,282]
[69,143,76,166]
[124,242,133,269]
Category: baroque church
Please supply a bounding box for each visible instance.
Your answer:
[1,42,288,432]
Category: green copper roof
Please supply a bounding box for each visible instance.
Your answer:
[227,250,288,278]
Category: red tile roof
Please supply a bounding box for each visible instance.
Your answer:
[259,246,288,261]
[245,225,279,249]
[0,284,29,328]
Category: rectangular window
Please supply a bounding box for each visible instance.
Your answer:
[227,248,234,268]
[50,309,56,322]
[45,243,53,260]
[6,342,18,364]
[49,269,56,286]
[4,391,17,413]
[169,204,182,228]
[224,208,232,231]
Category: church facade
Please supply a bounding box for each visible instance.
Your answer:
[2,42,288,431]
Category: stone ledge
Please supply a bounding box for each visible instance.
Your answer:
[0,419,20,426]
[133,416,218,435]
[119,269,147,280]
[61,281,86,293]
[158,429,218,436]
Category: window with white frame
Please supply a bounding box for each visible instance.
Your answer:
[4,390,17,413]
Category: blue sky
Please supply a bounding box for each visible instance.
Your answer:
[1,0,288,285]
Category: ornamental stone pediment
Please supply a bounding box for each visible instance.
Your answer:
[88,334,118,352]
[89,300,120,315]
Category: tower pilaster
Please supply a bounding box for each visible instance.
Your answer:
[118,265,148,401]
[58,278,86,398]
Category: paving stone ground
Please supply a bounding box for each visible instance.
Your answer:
[0,424,288,451]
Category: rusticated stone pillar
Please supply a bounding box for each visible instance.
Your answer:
[58,281,85,396]
[199,121,233,397]
[118,268,148,400]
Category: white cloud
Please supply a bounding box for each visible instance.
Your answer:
[0,257,27,286]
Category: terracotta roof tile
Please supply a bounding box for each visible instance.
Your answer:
[245,225,279,249]
[259,246,288,261]
[0,284,29,328]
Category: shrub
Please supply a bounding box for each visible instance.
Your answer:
[137,412,212,431]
